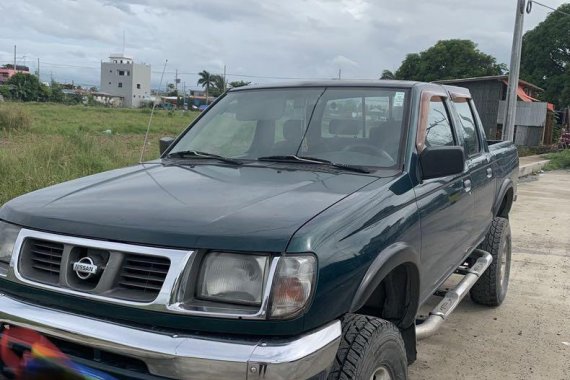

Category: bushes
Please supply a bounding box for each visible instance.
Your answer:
[544,149,570,170]
[0,105,31,132]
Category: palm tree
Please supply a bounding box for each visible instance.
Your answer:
[197,70,215,104]
[210,74,227,97]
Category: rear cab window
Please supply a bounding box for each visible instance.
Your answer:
[453,99,481,156]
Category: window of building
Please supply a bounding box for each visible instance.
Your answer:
[109,70,113,73]
[118,82,123,88]
[425,97,455,148]
[127,71,130,76]
[136,84,141,89]
[453,99,480,156]
[108,82,112,85]
[118,70,125,76]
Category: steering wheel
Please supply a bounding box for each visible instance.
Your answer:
[342,144,394,163]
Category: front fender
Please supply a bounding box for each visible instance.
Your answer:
[350,242,420,327]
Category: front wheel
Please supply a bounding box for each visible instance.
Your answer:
[470,217,512,306]
[328,314,408,380]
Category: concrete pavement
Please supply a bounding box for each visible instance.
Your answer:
[409,170,570,380]
[519,155,550,178]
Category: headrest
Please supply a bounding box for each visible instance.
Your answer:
[329,119,361,135]
[283,120,303,141]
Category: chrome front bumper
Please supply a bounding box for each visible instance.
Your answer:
[0,294,341,379]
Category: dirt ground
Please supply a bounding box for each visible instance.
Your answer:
[409,170,570,380]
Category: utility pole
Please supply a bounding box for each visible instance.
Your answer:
[37,58,40,80]
[13,45,17,72]
[503,0,526,142]
[183,82,186,110]
[223,65,227,92]
[338,68,342,80]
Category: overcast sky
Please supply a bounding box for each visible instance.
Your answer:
[0,0,566,90]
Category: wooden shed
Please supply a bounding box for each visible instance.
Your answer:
[437,75,554,146]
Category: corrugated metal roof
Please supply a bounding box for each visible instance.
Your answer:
[435,75,544,92]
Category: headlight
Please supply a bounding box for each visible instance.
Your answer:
[269,255,316,319]
[197,252,269,306]
[0,221,21,274]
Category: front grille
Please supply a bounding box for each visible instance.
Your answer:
[20,239,64,285]
[117,255,171,302]
[17,236,172,304]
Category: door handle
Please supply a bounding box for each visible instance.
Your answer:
[486,168,493,178]
[463,179,472,193]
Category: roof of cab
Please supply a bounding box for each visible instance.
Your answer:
[228,79,424,91]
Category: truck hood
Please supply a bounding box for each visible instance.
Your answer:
[0,163,380,252]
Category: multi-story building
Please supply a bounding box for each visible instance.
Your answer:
[100,55,151,108]
[0,65,30,85]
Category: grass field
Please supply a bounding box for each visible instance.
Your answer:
[0,102,198,205]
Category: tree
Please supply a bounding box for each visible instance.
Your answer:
[197,70,215,104]
[49,81,65,103]
[393,39,506,82]
[164,83,178,97]
[521,4,570,108]
[209,74,227,97]
[229,80,251,88]
[5,73,45,101]
[380,70,395,80]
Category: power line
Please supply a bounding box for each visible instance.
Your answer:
[530,1,570,16]
[0,58,370,83]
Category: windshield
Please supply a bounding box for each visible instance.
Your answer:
[168,87,409,168]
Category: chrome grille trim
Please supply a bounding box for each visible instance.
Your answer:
[10,229,193,310]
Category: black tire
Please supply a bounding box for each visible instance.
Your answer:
[470,217,512,306]
[328,314,408,380]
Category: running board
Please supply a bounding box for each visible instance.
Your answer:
[416,249,493,340]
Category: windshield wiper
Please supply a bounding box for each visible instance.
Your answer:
[257,155,371,174]
[166,150,243,166]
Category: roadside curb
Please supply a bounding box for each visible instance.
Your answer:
[518,160,550,178]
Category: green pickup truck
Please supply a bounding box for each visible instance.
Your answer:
[0,81,518,379]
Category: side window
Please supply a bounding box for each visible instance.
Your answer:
[454,99,480,156]
[425,97,455,147]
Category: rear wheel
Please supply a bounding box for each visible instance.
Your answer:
[470,217,512,306]
[328,314,408,380]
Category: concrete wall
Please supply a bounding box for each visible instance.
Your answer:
[100,62,150,108]
[130,64,151,108]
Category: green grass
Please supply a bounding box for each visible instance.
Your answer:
[544,149,570,170]
[0,102,198,205]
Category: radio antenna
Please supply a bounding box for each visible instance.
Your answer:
[140,59,168,163]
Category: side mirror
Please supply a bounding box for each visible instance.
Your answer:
[159,137,176,155]
[419,146,465,180]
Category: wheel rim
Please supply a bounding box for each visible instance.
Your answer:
[370,366,392,380]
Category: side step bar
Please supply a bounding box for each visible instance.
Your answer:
[416,249,493,340]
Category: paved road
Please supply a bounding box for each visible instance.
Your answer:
[409,170,570,380]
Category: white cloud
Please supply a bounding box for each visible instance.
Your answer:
[0,0,566,89]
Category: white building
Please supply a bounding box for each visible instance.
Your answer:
[100,54,151,108]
